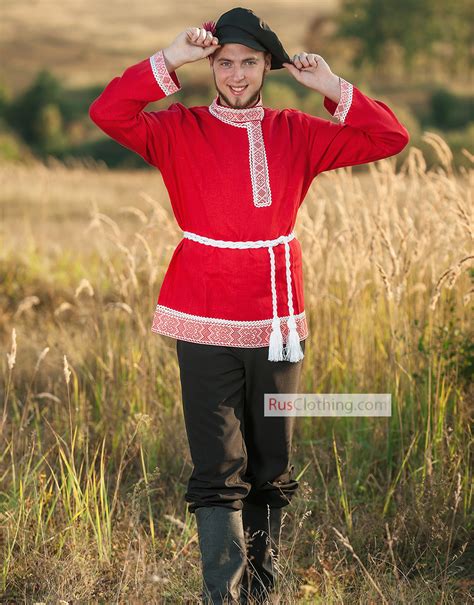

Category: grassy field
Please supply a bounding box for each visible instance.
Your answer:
[1,131,473,601]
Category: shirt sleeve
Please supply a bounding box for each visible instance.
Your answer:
[301,77,410,177]
[88,50,181,169]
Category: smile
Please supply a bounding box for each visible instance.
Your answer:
[229,85,248,95]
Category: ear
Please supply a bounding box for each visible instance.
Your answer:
[265,52,272,71]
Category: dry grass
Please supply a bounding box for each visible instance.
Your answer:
[0,133,473,602]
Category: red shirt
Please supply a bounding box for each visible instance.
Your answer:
[89,50,409,354]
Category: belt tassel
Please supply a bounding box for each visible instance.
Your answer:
[285,314,304,362]
[267,243,304,363]
[283,241,304,362]
[268,316,285,361]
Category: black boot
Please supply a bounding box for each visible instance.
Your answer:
[195,506,248,604]
[240,502,283,604]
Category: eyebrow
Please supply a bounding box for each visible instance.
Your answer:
[217,56,259,62]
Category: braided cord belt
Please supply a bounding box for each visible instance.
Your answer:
[181,230,304,362]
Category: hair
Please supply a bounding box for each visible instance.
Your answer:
[209,49,272,64]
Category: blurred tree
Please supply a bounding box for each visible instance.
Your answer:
[0,132,25,162]
[429,88,474,130]
[263,81,301,110]
[34,103,66,152]
[337,0,472,75]
[4,70,65,147]
[0,78,11,119]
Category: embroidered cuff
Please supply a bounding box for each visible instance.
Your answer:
[149,49,181,96]
[334,77,353,122]
[324,77,353,124]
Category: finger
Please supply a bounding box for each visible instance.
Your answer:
[193,29,206,46]
[282,62,299,77]
[204,43,221,56]
[294,54,307,68]
[191,27,203,44]
[203,31,214,46]
[299,53,310,67]
[292,55,302,69]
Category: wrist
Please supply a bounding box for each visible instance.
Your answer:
[319,73,341,104]
[162,47,184,73]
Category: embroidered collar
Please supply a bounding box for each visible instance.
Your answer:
[208,92,272,208]
[209,94,264,123]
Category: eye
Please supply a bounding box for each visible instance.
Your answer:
[220,60,256,67]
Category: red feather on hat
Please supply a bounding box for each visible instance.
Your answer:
[202,20,217,35]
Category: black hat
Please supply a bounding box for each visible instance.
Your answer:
[203,7,291,70]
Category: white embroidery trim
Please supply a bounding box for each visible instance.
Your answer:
[154,304,306,326]
[333,77,353,123]
[151,304,308,347]
[149,49,180,96]
[208,97,272,208]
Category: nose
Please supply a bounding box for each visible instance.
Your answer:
[233,67,246,81]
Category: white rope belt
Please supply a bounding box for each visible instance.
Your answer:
[182,230,304,362]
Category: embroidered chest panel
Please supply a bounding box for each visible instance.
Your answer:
[208,99,272,208]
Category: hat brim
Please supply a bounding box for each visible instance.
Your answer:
[217,36,267,53]
[213,37,283,70]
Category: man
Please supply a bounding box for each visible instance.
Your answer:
[89,7,409,604]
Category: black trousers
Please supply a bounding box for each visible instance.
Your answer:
[175,339,306,514]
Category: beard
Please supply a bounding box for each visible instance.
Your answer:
[213,70,267,109]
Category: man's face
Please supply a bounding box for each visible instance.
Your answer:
[209,43,271,108]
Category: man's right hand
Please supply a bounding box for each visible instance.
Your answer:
[163,28,221,72]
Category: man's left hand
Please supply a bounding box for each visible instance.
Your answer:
[282,53,340,100]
